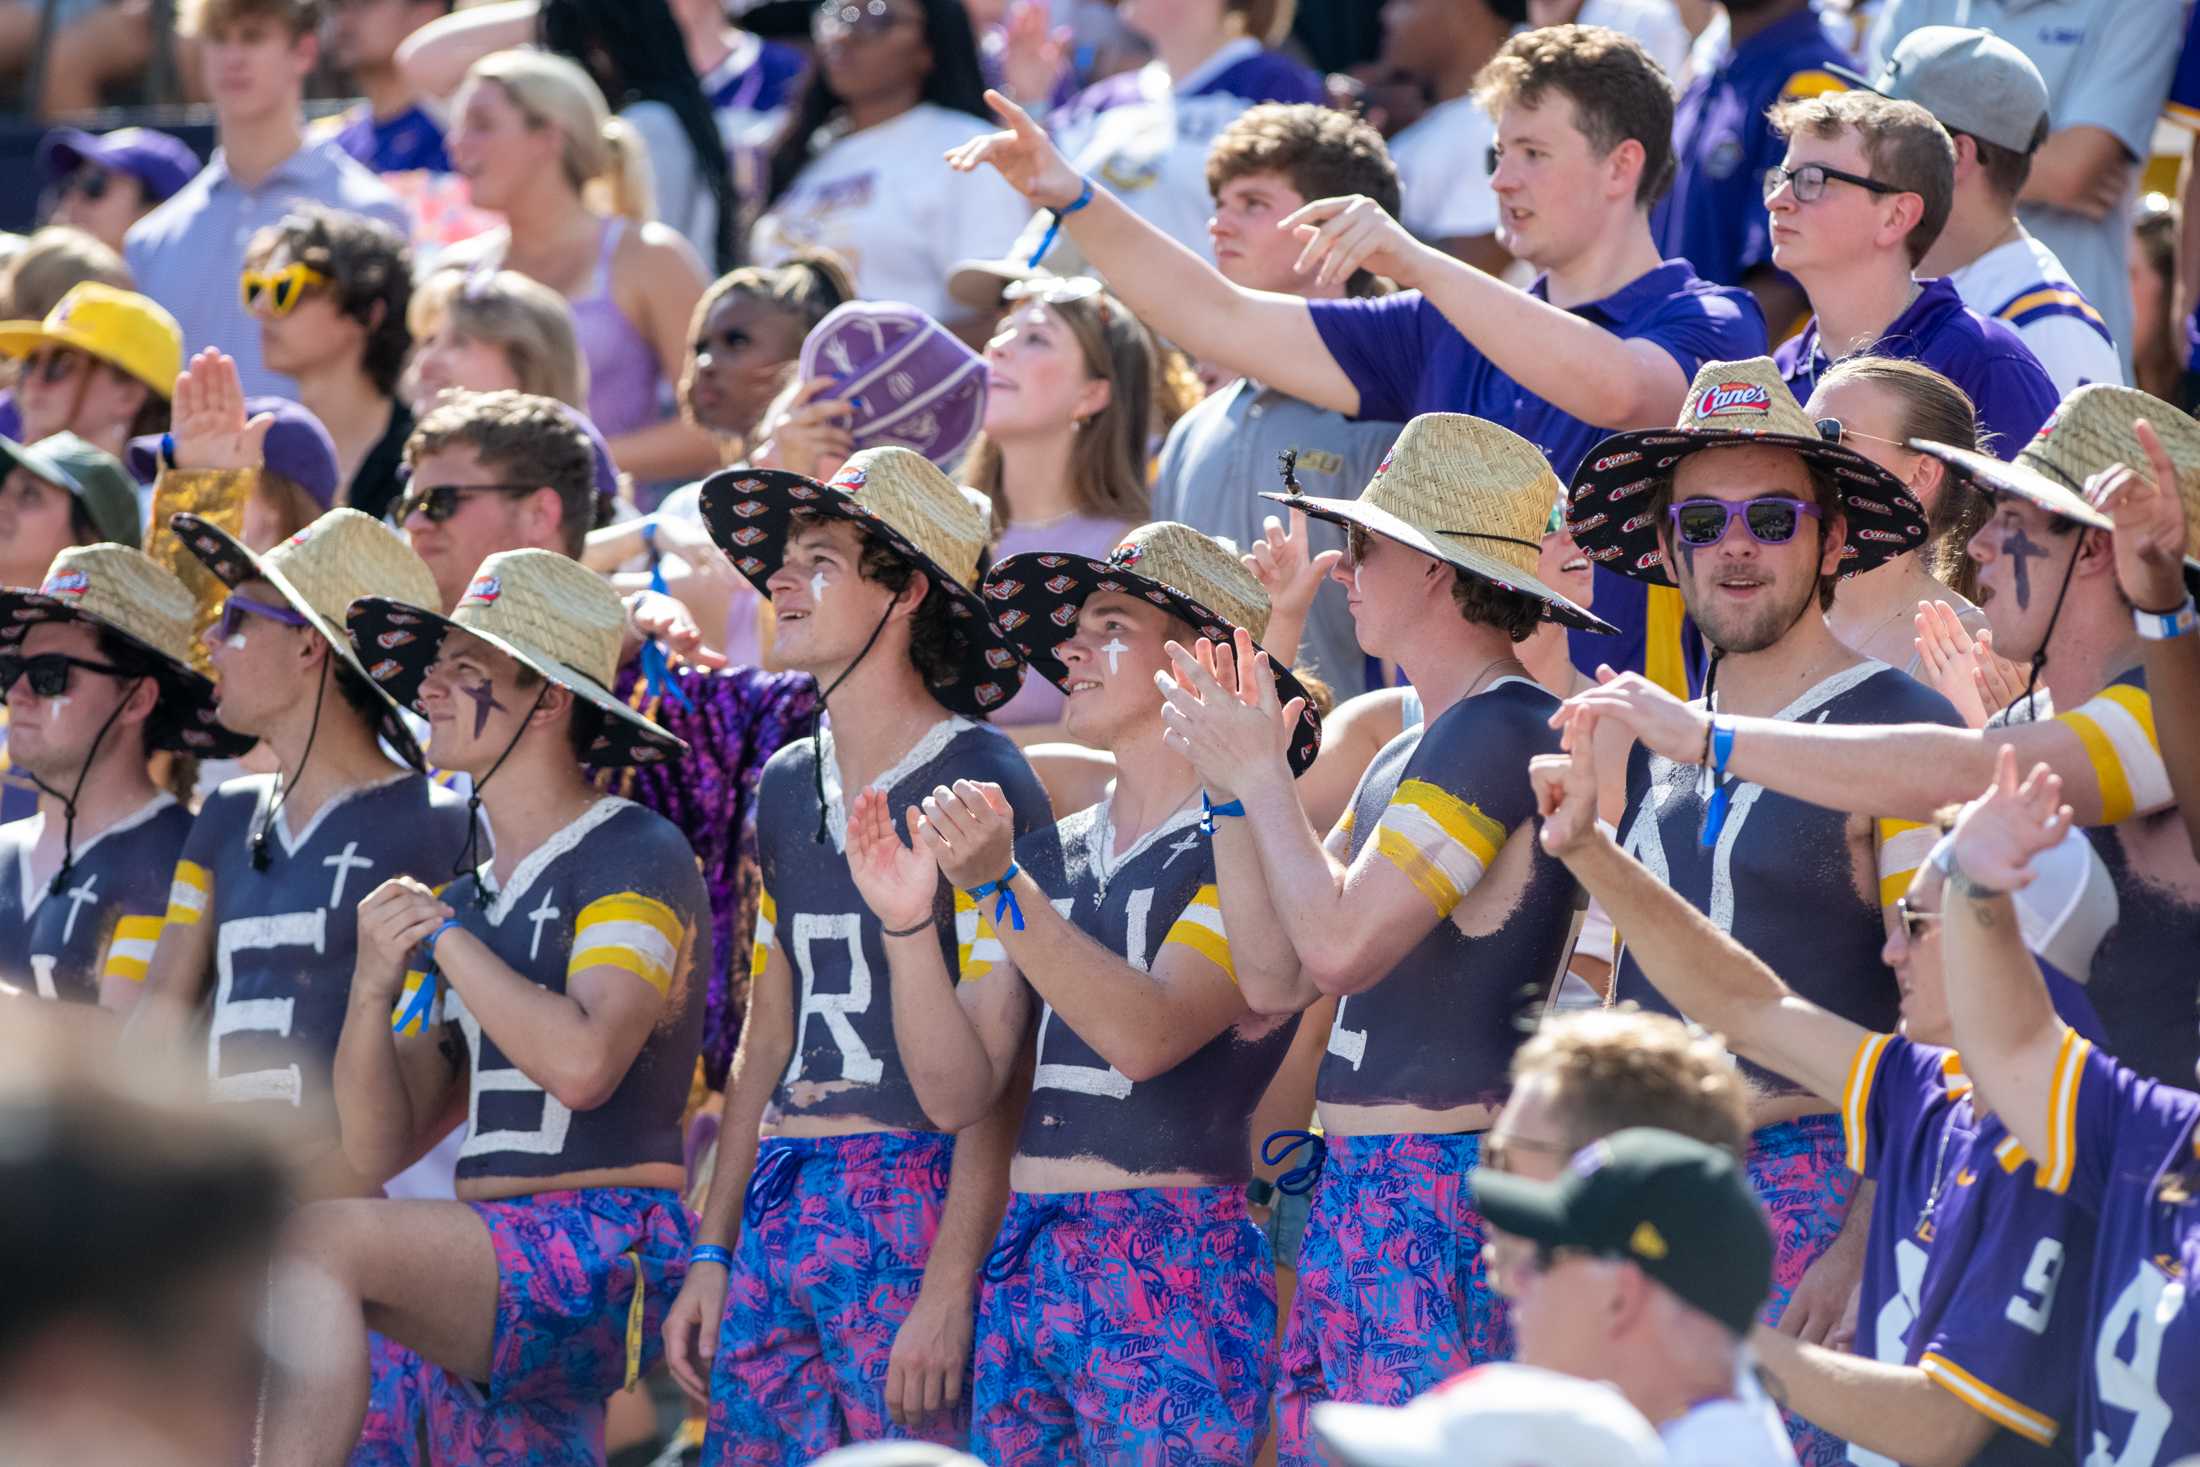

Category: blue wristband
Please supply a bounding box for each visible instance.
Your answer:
[159,432,177,471]
[966,864,1026,931]
[689,1243,733,1270]
[1698,717,1737,849]
[423,918,463,958]
[1200,792,1244,836]
[1026,176,1095,268]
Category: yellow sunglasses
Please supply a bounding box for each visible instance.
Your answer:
[239,262,330,316]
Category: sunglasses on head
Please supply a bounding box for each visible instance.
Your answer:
[813,0,912,40]
[1763,161,1905,205]
[0,650,131,699]
[1667,496,1823,548]
[1813,417,1916,456]
[1895,895,1942,940]
[395,482,541,524]
[240,262,331,316]
[1002,275,1116,325]
[214,593,313,642]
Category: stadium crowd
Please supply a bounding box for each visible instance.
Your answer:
[0,0,2198,1464]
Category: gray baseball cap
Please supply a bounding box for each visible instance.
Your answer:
[1838,26,2050,154]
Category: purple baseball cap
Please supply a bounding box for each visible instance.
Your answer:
[39,127,202,204]
[798,301,988,470]
[129,396,342,508]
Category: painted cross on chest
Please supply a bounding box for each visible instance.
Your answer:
[60,871,99,944]
[324,842,374,908]
[1162,828,1202,868]
[528,888,562,961]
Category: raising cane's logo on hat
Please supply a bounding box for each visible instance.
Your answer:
[831,466,869,492]
[1694,381,1772,419]
[1592,450,1642,473]
[462,575,501,607]
[41,570,90,599]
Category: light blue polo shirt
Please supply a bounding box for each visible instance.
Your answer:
[125,138,411,398]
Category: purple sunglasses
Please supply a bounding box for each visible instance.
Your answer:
[1666,496,1822,549]
[214,592,313,642]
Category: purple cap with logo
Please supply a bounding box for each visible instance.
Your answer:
[39,127,202,204]
[128,396,342,508]
[798,300,988,470]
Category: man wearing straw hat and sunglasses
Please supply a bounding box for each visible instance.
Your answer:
[1153,412,1612,1466]
[254,549,710,1466]
[0,545,253,1009]
[1563,386,2200,1091]
[837,521,1320,1463]
[669,447,1051,1462]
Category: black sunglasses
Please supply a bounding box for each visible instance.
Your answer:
[1763,162,1905,205]
[63,169,112,201]
[1895,895,1941,940]
[0,650,132,699]
[396,482,541,524]
[19,347,83,385]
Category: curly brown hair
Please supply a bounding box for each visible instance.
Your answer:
[1475,25,1677,207]
[248,207,414,398]
[1510,1007,1752,1160]
[1205,104,1401,298]
[791,510,962,691]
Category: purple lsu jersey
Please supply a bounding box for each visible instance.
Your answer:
[757,717,1051,1131]
[0,796,187,1003]
[167,772,472,1114]
[1319,677,1580,1111]
[1844,1033,2089,1466]
[2035,1033,2200,1467]
[983,799,1299,1181]
[435,797,708,1184]
[1615,664,1962,1095]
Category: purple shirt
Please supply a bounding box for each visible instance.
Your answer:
[1654,7,1854,290]
[331,102,449,176]
[1775,277,2060,459]
[1847,1034,2088,1464]
[989,512,1135,728]
[2041,1036,2200,1467]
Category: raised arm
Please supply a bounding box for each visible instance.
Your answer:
[396,0,537,101]
[847,789,1028,1130]
[332,879,468,1184]
[1284,195,1695,429]
[1936,749,2078,1164]
[1529,714,1865,1103]
[913,782,1263,1078]
[944,92,1355,414]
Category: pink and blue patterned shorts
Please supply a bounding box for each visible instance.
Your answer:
[1748,1113,1856,1467]
[972,1184,1276,1465]
[1274,1131,1513,1467]
[703,1130,962,1467]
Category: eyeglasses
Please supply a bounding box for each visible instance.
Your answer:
[1667,496,1824,549]
[1763,162,1905,205]
[1483,1131,1577,1175]
[214,593,313,642]
[813,0,915,42]
[240,262,331,317]
[395,482,542,524]
[1813,417,1916,456]
[1895,895,1942,940]
[61,169,112,201]
[18,347,84,385]
[0,651,132,699]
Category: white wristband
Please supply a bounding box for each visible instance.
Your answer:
[2134,596,2198,641]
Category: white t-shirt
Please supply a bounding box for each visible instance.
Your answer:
[1661,1376,1800,1467]
[1944,230,2125,396]
[750,103,1031,322]
[623,100,717,270]
[1578,0,1695,83]
[1389,94,1500,243]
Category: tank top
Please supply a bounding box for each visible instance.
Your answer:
[570,217,663,442]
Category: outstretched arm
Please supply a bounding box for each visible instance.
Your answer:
[395,0,536,100]
[1530,712,1865,1103]
[1753,1332,1999,1467]
[945,92,1355,413]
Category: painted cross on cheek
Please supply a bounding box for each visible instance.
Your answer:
[460,676,509,738]
[2002,525,2049,610]
[810,569,829,604]
[1099,637,1128,675]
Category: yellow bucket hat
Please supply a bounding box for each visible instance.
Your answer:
[0,282,183,400]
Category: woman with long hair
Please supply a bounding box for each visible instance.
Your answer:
[2131,199,2183,407]
[405,266,592,412]
[961,275,1155,735]
[751,0,1029,326]
[435,49,719,486]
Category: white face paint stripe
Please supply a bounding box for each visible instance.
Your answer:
[225,633,249,649]
[1099,637,1128,675]
[810,569,828,603]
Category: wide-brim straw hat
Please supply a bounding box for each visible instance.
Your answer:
[346,549,686,769]
[0,543,253,757]
[984,521,1325,775]
[170,507,440,768]
[1264,413,1616,634]
[699,446,1028,718]
[1912,384,2200,592]
[1568,356,1930,586]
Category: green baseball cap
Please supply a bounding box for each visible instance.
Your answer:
[0,432,141,549]
[1471,1127,1773,1338]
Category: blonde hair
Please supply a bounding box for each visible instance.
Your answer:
[1,226,129,321]
[409,267,591,409]
[466,49,656,224]
[1511,1007,1752,1160]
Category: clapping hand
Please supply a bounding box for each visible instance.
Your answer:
[911,780,1019,892]
[1157,628,1303,801]
[847,788,941,931]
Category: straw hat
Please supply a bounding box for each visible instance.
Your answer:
[0,283,182,400]
[346,549,685,768]
[169,507,440,767]
[699,447,1028,718]
[984,521,1324,774]
[0,544,253,757]
[1568,357,1930,586]
[1264,413,1616,633]
[1912,384,2200,581]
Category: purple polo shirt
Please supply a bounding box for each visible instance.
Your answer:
[1776,277,2060,458]
[1653,6,1854,291]
[1307,260,1766,686]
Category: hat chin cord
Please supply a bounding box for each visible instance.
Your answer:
[253,660,329,872]
[24,676,147,895]
[2017,536,2085,720]
[810,599,900,846]
[452,684,551,905]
